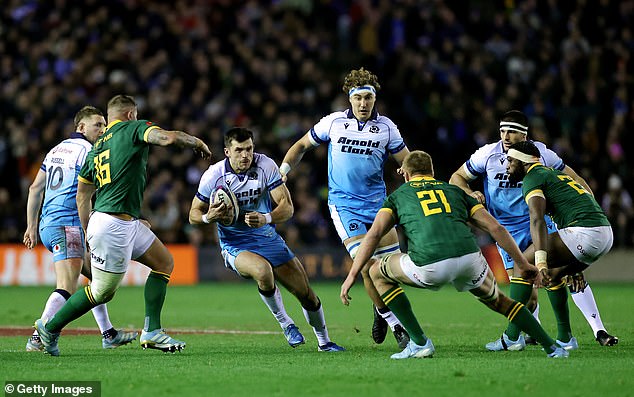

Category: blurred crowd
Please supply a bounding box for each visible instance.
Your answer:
[1,0,633,248]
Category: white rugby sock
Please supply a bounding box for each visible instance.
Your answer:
[571,284,605,336]
[33,290,69,337]
[378,307,402,330]
[259,286,293,330]
[374,306,403,331]
[532,303,541,324]
[91,304,114,334]
[302,302,329,346]
[41,291,68,322]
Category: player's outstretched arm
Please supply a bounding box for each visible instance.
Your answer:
[279,132,317,181]
[146,128,211,159]
[23,170,46,249]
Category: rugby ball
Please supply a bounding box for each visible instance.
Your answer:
[212,186,239,226]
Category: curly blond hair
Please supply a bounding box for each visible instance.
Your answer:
[342,67,381,94]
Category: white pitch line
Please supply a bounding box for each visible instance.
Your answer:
[0,325,280,335]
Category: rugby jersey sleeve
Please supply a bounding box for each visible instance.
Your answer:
[521,169,545,203]
[132,120,161,144]
[535,141,565,171]
[463,144,492,179]
[385,118,407,154]
[78,149,95,184]
[379,194,398,221]
[195,165,218,204]
[309,113,335,145]
[463,190,485,217]
[260,154,284,191]
[75,144,89,172]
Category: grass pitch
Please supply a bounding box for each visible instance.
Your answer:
[1,282,632,397]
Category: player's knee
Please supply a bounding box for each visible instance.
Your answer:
[90,281,116,304]
[90,270,124,304]
[368,260,384,283]
[251,264,275,285]
[162,253,175,274]
[477,282,504,312]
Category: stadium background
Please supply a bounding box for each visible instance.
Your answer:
[1,0,633,284]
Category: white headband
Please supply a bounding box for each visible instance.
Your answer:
[348,85,376,97]
[507,148,539,163]
[500,121,528,134]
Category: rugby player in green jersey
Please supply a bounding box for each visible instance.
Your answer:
[34,95,211,356]
[506,141,613,288]
[505,141,615,351]
[340,151,568,359]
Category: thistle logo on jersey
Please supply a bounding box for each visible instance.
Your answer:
[337,137,380,155]
[494,172,522,188]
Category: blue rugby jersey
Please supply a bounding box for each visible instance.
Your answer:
[309,108,407,210]
[39,133,92,229]
[462,140,564,231]
[196,153,284,244]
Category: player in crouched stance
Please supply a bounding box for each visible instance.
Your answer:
[340,151,568,359]
[189,127,344,352]
[505,141,614,351]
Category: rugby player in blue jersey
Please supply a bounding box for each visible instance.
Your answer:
[450,110,617,349]
[189,127,344,352]
[281,68,410,348]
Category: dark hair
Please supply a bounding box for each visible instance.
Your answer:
[402,150,434,176]
[73,106,103,130]
[500,110,529,129]
[224,127,254,147]
[107,94,136,113]
[509,141,541,158]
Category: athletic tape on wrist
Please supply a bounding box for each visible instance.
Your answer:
[263,213,272,224]
[279,163,291,176]
[201,213,210,224]
[535,250,547,271]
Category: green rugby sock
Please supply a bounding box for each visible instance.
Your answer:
[381,286,426,346]
[505,278,533,340]
[505,301,557,353]
[144,271,170,332]
[546,280,572,342]
[46,287,97,333]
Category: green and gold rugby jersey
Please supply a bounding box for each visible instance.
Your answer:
[381,176,484,266]
[78,119,159,218]
[522,164,610,228]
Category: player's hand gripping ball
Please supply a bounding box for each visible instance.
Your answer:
[212,186,240,226]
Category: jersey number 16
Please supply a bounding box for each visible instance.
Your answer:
[94,149,112,186]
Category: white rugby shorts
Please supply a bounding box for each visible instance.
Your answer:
[558,225,613,265]
[398,251,489,292]
[86,211,156,273]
